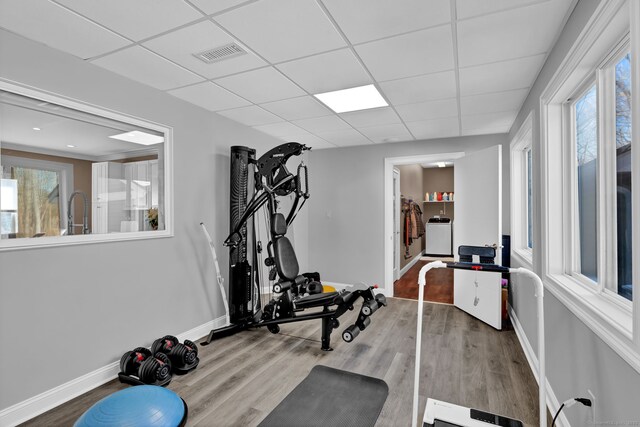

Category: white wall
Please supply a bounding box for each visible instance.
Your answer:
[306,134,509,291]
[508,0,640,425]
[0,29,283,411]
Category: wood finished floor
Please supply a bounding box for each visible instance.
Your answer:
[394,260,454,303]
[22,299,541,427]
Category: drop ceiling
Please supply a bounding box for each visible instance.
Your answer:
[0,0,577,149]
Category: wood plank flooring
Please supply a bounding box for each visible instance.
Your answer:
[22,299,541,427]
[394,260,454,303]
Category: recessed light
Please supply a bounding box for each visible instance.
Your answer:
[109,130,164,146]
[437,162,446,168]
[66,144,76,148]
[314,84,388,113]
[32,127,41,131]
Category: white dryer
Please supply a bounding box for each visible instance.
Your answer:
[425,217,452,256]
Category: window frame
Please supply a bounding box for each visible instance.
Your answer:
[566,78,600,290]
[510,110,534,268]
[0,80,174,251]
[540,0,640,372]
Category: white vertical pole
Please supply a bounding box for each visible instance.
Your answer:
[412,261,446,427]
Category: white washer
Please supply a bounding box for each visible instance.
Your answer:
[425,218,452,256]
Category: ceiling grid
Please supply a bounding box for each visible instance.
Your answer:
[0,0,578,149]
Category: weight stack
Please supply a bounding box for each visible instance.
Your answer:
[229,146,256,323]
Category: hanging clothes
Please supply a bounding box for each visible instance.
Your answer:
[402,198,425,258]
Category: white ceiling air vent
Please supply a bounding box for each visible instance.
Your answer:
[193,43,247,64]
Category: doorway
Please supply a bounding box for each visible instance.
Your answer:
[384,146,504,330]
[383,152,463,299]
[392,159,457,301]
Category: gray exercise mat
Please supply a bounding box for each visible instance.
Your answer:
[258,365,389,427]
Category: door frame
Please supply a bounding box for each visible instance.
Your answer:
[393,168,401,281]
[384,152,464,297]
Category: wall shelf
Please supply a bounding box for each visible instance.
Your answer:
[423,200,454,203]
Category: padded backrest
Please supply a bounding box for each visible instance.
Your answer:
[271,213,287,237]
[273,237,299,281]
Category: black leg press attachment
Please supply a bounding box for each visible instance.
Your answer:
[342,289,387,344]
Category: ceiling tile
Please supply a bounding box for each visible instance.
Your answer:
[55,0,203,41]
[217,105,282,126]
[322,0,450,44]
[214,67,305,103]
[355,26,454,82]
[358,123,414,144]
[461,111,517,135]
[293,115,351,133]
[189,0,251,15]
[301,138,336,150]
[339,107,401,128]
[168,81,250,111]
[143,21,266,79]
[260,96,332,121]
[460,88,529,116]
[276,48,372,94]
[253,121,308,138]
[406,117,459,140]
[458,54,545,96]
[0,0,130,59]
[395,99,458,122]
[456,0,546,20]
[457,1,569,67]
[315,129,372,147]
[262,130,336,150]
[91,46,203,90]
[214,0,346,63]
[380,71,456,105]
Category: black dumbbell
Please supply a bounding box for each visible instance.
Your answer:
[151,335,199,374]
[119,347,172,386]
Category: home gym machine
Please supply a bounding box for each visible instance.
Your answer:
[201,142,387,351]
[412,246,546,427]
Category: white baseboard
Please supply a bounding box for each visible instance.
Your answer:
[0,315,228,427]
[508,305,569,427]
[400,250,424,277]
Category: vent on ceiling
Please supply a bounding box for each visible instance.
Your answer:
[193,43,247,64]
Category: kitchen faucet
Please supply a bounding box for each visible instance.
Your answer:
[67,191,90,235]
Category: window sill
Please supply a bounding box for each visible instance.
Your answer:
[0,230,173,252]
[511,249,533,270]
[544,272,640,373]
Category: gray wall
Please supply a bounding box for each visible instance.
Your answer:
[508,0,640,425]
[398,164,424,269]
[422,166,455,222]
[306,135,509,289]
[0,30,283,410]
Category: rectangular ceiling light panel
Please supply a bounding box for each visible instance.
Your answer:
[314,84,388,113]
[109,131,164,145]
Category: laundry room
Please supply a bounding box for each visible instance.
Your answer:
[396,162,455,267]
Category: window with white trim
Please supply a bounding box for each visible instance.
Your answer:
[565,43,632,302]
[540,0,639,370]
[510,111,534,266]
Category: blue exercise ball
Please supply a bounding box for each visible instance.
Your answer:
[74,385,187,427]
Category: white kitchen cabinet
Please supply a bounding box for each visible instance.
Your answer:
[124,160,158,211]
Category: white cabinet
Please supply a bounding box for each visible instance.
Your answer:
[124,160,158,211]
[91,162,124,234]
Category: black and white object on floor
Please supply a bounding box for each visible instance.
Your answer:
[423,398,523,427]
